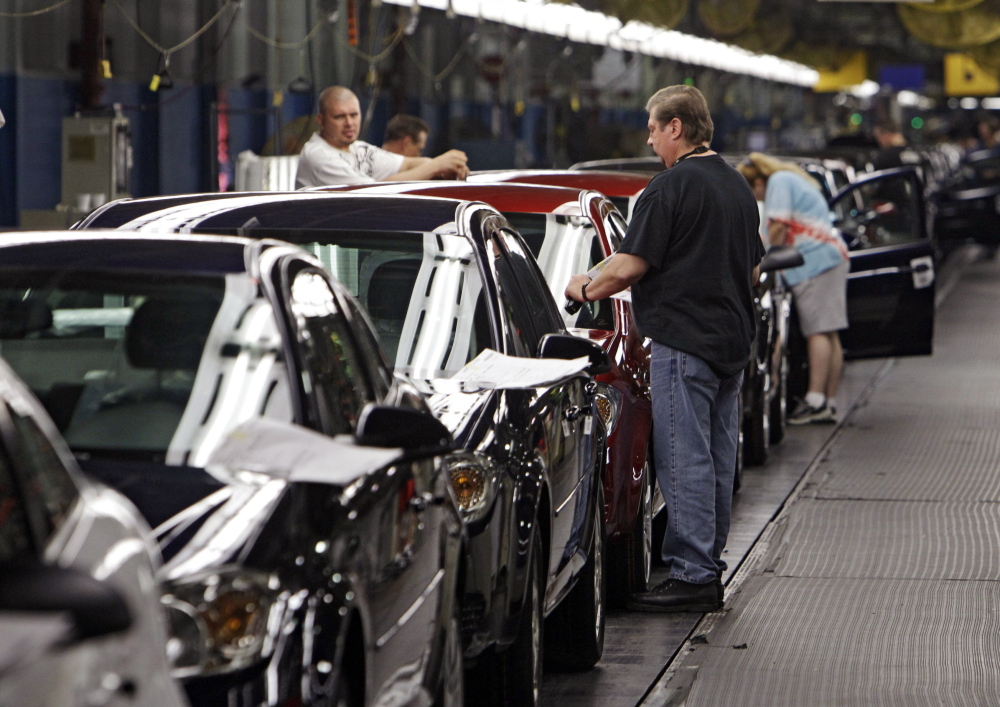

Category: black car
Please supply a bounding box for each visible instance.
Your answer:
[931,146,1000,252]
[78,193,612,706]
[741,245,803,467]
[0,233,465,707]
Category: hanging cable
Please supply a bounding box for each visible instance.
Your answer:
[111,0,238,56]
[346,20,405,64]
[402,33,470,82]
[246,13,327,50]
[0,0,73,18]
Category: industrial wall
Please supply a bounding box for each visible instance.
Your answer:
[0,0,821,228]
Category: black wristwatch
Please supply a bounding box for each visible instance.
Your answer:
[581,280,591,303]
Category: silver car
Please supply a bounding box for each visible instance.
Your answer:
[0,357,187,707]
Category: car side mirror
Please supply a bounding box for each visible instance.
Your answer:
[538,333,612,375]
[355,404,454,451]
[759,245,805,273]
[0,563,132,642]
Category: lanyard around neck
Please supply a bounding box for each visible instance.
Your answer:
[672,145,709,167]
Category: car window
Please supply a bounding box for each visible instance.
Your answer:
[0,433,36,563]
[289,231,493,380]
[480,231,534,357]
[0,273,224,458]
[339,292,392,400]
[830,168,850,193]
[0,271,292,466]
[502,213,614,330]
[501,230,563,335]
[832,173,923,249]
[287,267,374,436]
[5,405,79,544]
[606,211,627,248]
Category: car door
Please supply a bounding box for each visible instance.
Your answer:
[272,255,440,700]
[492,227,596,576]
[829,167,935,359]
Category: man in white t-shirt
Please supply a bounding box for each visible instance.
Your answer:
[295,86,468,188]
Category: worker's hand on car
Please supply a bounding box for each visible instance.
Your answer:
[431,149,469,179]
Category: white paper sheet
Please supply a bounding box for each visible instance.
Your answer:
[207,417,403,486]
[447,349,590,390]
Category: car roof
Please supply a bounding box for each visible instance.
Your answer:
[82,191,465,235]
[569,157,665,172]
[314,180,589,215]
[469,170,652,197]
[0,232,254,275]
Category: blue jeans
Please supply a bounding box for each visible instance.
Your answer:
[650,342,743,584]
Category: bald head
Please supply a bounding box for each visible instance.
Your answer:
[316,86,362,150]
[318,86,357,114]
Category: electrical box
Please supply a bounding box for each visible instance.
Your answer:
[61,113,132,209]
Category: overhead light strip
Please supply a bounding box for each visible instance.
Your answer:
[384,0,820,87]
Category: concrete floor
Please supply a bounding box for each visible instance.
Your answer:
[640,249,997,706]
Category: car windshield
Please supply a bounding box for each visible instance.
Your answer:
[0,270,291,465]
[502,212,615,330]
[256,230,493,380]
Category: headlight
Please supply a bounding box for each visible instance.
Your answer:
[162,567,279,677]
[448,456,497,523]
[593,383,623,434]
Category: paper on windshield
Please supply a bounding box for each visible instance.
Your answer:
[207,417,403,485]
[446,348,590,391]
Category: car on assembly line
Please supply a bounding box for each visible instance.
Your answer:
[0,349,187,707]
[313,179,660,601]
[76,192,612,706]
[0,232,466,707]
[930,146,1000,253]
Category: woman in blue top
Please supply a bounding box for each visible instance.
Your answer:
[738,153,849,425]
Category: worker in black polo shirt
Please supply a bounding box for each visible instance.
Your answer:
[565,85,763,612]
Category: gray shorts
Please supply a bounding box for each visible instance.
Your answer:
[791,260,849,337]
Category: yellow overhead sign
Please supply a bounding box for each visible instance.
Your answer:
[944,53,1000,95]
[814,52,867,92]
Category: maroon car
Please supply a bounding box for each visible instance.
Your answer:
[314,181,657,601]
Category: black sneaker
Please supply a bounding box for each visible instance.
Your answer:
[787,400,835,425]
[626,578,723,613]
[715,579,725,605]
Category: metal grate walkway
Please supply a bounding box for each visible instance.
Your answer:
[646,251,1000,706]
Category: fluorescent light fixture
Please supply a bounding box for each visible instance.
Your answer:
[849,80,880,98]
[381,0,819,86]
[961,97,980,109]
[897,90,920,107]
[981,97,1000,109]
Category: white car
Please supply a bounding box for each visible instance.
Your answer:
[0,357,187,707]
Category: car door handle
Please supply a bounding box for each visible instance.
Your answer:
[847,256,934,289]
[564,405,592,421]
